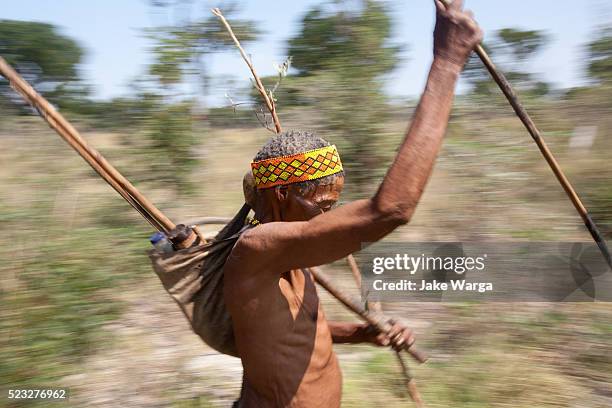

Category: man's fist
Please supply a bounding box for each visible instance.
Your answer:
[367,320,415,351]
[433,0,483,69]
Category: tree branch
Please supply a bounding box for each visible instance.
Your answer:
[212,8,282,134]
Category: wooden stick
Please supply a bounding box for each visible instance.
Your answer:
[0,57,175,234]
[190,217,233,225]
[396,351,426,408]
[307,267,428,364]
[439,0,612,269]
[345,258,426,407]
[347,254,362,288]
[211,8,282,134]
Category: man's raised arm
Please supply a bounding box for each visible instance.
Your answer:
[233,0,482,273]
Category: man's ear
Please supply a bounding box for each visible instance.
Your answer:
[243,172,257,208]
[274,185,289,202]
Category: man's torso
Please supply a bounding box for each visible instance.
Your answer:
[224,264,342,408]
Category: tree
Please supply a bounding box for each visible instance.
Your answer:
[463,28,549,96]
[497,28,547,62]
[289,1,399,78]
[0,20,84,106]
[586,26,612,84]
[285,0,401,193]
[136,3,260,195]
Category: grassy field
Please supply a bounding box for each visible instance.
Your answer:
[1,105,611,407]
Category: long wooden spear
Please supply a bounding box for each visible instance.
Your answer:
[0,57,176,234]
[439,0,611,269]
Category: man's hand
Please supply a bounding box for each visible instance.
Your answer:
[433,0,483,69]
[366,320,415,351]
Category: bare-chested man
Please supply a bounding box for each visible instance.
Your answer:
[218,2,480,406]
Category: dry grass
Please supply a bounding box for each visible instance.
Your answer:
[1,111,611,407]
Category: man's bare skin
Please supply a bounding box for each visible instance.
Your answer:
[223,1,482,406]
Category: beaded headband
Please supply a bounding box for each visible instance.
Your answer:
[250,145,343,189]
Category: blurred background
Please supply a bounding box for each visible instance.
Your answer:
[1,0,611,407]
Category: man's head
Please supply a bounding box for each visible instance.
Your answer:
[248,130,345,222]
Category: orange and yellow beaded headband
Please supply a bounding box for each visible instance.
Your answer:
[250,145,343,189]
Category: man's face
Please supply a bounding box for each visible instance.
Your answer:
[280,176,345,222]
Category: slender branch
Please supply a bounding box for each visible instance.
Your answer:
[254,105,276,133]
[212,8,282,134]
[347,254,362,289]
[308,266,427,364]
[344,255,425,406]
[270,56,292,97]
[396,351,425,408]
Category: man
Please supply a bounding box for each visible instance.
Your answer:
[221,1,483,406]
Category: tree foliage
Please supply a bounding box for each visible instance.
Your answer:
[285,0,401,193]
[147,10,259,87]
[146,101,199,191]
[136,3,260,195]
[587,26,612,83]
[0,20,83,82]
[497,28,547,61]
[463,27,549,96]
[288,1,399,79]
[0,20,85,109]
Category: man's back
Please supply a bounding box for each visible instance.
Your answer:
[224,265,342,407]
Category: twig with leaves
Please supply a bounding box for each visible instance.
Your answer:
[212,7,282,133]
[225,93,274,132]
[270,56,292,99]
[224,55,292,132]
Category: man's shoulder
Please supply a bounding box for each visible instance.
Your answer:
[228,221,299,257]
[223,233,279,297]
[223,230,265,279]
[224,220,307,280]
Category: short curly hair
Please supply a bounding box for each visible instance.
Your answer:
[253,129,344,193]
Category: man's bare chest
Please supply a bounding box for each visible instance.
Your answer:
[278,269,318,322]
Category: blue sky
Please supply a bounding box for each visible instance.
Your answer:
[3,0,611,104]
